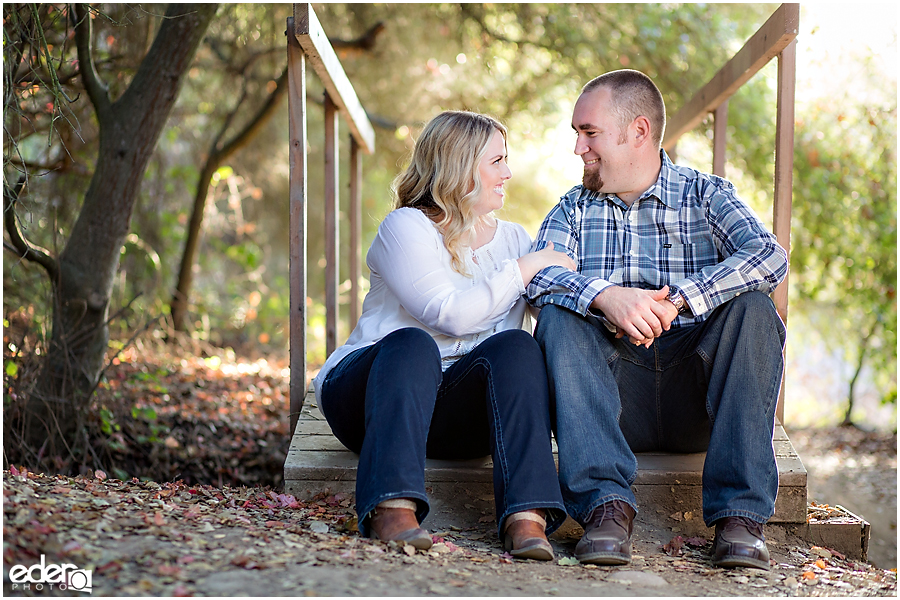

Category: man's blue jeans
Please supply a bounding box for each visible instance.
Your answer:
[534,292,786,527]
[319,327,566,539]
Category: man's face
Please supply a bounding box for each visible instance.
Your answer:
[572,87,634,194]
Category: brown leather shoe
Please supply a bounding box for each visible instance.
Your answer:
[503,510,554,561]
[712,516,770,570]
[368,505,432,550]
[574,500,635,565]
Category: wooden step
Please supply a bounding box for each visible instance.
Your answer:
[284,391,807,525]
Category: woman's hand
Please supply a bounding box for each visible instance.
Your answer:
[517,242,577,286]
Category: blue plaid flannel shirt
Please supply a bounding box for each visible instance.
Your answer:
[526,151,788,327]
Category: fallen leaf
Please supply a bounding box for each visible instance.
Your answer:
[557,556,580,566]
[662,535,684,556]
[308,521,329,534]
[802,571,817,580]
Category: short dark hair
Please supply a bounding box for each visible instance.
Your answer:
[582,70,666,147]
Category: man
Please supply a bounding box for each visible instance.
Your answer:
[527,69,788,570]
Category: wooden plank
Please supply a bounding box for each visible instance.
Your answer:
[663,3,799,150]
[324,93,339,356]
[287,439,806,487]
[296,421,336,435]
[292,3,375,154]
[287,19,309,435]
[712,101,728,177]
[349,137,362,326]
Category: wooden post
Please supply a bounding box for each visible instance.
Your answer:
[349,136,362,325]
[324,93,339,357]
[287,18,308,435]
[773,38,796,423]
[713,101,729,177]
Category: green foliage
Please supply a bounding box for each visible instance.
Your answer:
[790,95,897,405]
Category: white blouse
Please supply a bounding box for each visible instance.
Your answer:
[313,207,534,401]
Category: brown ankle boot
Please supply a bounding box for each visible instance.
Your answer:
[503,510,554,561]
[368,500,432,550]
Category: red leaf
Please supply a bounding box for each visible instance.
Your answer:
[662,535,684,556]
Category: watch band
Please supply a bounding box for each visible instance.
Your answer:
[667,289,686,314]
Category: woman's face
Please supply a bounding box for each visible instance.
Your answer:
[472,129,512,216]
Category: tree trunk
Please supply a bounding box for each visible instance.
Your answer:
[26,3,219,456]
[171,161,218,332]
[841,320,878,428]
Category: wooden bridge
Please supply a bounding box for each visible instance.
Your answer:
[280,3,866,558]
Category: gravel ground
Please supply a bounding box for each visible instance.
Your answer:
[3,466,896,597]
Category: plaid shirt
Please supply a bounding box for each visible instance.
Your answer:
[526,151,788,327]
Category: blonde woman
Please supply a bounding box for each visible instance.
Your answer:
[313,111,575,560]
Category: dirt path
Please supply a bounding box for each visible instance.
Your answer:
[3,469,895,597]
[788,426,897,570]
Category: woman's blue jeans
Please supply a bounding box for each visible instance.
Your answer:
[319,327,566,539]
[534,292,786,527]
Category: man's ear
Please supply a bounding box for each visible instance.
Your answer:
[631,115,653,147]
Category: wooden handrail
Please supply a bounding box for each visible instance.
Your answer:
[291,4,375,154]
[662,3,799,150]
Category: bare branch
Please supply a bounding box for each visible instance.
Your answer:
[215,65,289,160]
[329,22,386,56]
[3,178,59,281]
[73,3,111,118]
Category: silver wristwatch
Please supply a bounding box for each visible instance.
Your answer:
[667,288,687,314]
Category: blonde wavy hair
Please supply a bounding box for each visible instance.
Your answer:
[392,111,507,276]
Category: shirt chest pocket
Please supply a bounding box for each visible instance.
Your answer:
[657,239,719,276]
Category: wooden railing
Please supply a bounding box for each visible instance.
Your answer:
[662,3,799,421]
[287,4,374,433]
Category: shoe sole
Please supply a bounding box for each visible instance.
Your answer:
[713,556,771,570]
[577,551,631,566]
[370,528,433,551]
[504,536,555,561]
[510,545,554,561]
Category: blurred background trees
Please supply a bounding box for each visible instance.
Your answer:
[4,3,896,470]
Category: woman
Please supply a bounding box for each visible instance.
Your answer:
[313,111,575,560]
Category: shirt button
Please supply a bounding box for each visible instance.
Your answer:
[629,251,637,257]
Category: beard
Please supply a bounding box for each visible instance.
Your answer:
[582,166,604,191]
